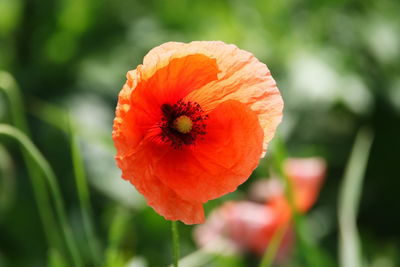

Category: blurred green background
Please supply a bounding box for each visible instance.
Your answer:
[0,0,400,266]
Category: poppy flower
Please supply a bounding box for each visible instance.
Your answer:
[112,41,283,224]
[194,201,293,259]
[283,157,326,212]
[242,157,326,232]
[194,157,326,257]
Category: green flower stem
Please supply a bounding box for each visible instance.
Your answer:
[338,128,373,267]
[0,72,62,251]
[272,135,321,267]
[69,117,102,266]
[259,224,288,267]
[0,124,82,267]
[171,220,180,267]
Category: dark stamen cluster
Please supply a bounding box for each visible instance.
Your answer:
[160,99,208,148]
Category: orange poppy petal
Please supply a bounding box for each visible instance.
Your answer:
[115,142,204,224]
[183,41,283,156]
[113,53,219,156]
[154,100,264,203]
[135,53,219,107]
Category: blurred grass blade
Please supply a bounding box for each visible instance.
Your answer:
[0,72,29,130]
[30,97,105,264]
[173,250,215,267]
[31,98,122,265]
[0,124,83,267]
[47,248,69,267]
[105,207,132,267]
[0,145,15,218]
[167,238,229,267]
[0,71,63,252]
[68,116,102,266]
[171,220,180,267]
[259,224,288,267]
[338,128,374,267]
[30,97,69,133]
[271,134,322,267]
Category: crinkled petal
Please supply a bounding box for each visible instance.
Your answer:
[114,41,282,158]
[115,140,204,224]
[154,100,264,203]
[113,53,219,156]
[183,41,283,156]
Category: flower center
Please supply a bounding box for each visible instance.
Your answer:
[160,99,208,148]
[173,115,193,134]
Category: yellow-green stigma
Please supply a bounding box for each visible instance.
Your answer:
[160,100,208,148]
[173,115,193,134]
